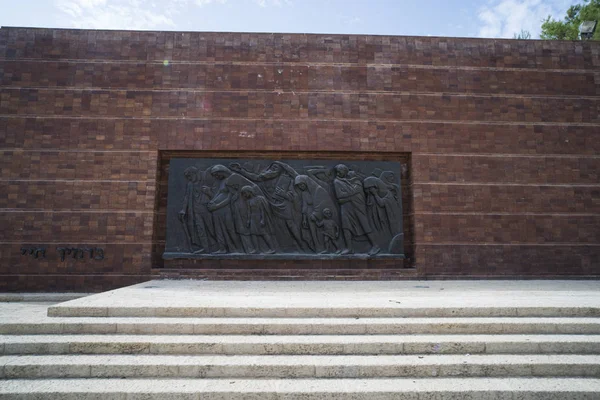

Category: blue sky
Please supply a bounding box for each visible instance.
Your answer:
[0,0,579,38]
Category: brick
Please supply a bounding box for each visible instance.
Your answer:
[0,27,598,290]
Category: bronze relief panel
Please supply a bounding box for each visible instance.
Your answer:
[164,158,404,259]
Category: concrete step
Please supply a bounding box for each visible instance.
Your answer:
[3,334,600,355]
[2,354,600,379]
[2,378,600,399]
[48,304,600,318]
[47,280,600,319]
[0,293,88,303]
[4,317,600,335]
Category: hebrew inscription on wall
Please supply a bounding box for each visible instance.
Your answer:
[164,159,404,259]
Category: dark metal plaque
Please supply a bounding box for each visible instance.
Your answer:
[164,159,404,259]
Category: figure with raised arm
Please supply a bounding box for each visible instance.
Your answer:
[230,161,306,251]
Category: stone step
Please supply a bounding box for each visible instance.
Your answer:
[0,293,88,303]
[2,378,600,399]
[4,317,600,335]
[3,334,600,355]
[48,304,600,318]
[47,280,600,319]
[2,354,600,379]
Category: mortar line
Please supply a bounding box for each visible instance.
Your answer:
[0,209,155,213]
[2,86,598,101]
[0,149,156,153]
[0,179,151,183]
[0,241,161,244]
[412,153,600,159]
[416,243,600,246]
[1,148,599,159]
[1,115,599,126]
[413,212,600,217]
[413,182,600,187]
[1,58,598,73]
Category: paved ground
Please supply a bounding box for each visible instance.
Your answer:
[1,279,599,322]
[49,279,600,312]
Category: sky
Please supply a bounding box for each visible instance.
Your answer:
[0,0,580,39]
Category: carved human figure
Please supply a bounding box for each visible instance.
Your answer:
[363,176,398,238]
[241,185,276,254]
[178,166,213,253]
[207,165,242,253]
[380,171,401,204]
[333,164,380,255]
[378,171,402,235]
[223,172,258,253]
[230,161,305,251]
[294,175,337,253]
[314,208,339,253]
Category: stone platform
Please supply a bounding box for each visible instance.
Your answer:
[48,279,600,318]
[1,280,600,399]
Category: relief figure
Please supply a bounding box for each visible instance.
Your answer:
[207,165,242,253]
[241,185,276,254]
[224,172,259,253]
[231,161,305,251]
[294,174,337,253]
[314,208,339,253]
[378,171,403,236]
[178,167,213,253]
[333,164,380,255]
[363,176,398,238]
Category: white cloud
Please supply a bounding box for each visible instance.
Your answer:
[55,0,289,29]
[477,0,564,38]
[339,15,362,26]
[194,0,227,6]
[55,0,177,29]
[253,0,291,7]
[79,0,109,7]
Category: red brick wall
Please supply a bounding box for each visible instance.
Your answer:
[0,27,598,291]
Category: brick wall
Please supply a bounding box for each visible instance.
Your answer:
[0,28,598,291]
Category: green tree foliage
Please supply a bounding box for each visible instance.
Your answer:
[513,29,532,39]
[541,0,600,40]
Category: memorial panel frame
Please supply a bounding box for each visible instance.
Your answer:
[156,151,413,268]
